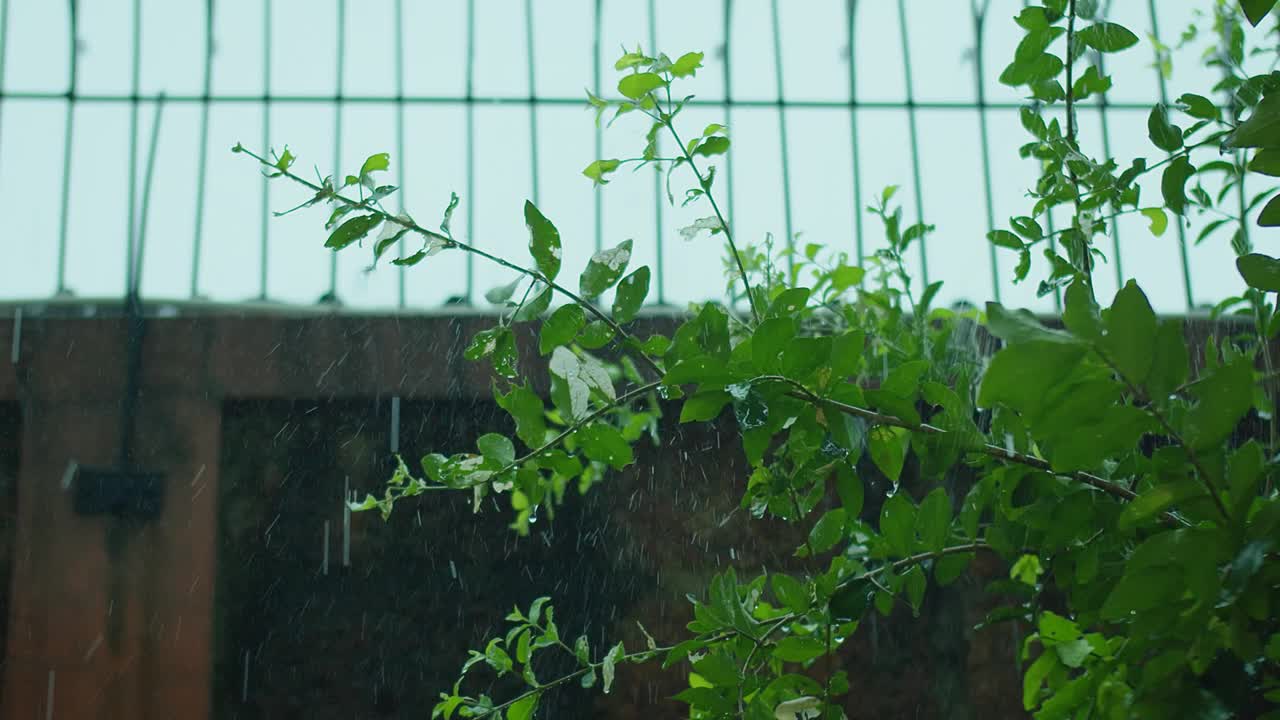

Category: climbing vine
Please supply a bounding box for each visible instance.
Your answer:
[238,0,1280,716]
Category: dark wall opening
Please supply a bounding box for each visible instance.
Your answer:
[212,397,665,719]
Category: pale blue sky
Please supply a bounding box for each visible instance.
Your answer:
[0,0,1263,313]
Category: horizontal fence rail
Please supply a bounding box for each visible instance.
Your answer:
[0,0,1259,314]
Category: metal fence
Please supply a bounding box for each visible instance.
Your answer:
[0,0,1254,314]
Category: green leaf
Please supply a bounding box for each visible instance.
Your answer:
[692,136,730,157]
[1248,148,1280,176]
[507,694,539,720]
[1076,22,1140,52]
[879,491,916,555]
[773,636,827,663]
[1224,92,1280,149]
[1177,93,1218,120]
[988,230,1025,250]
[679,390,732,422]
[728,383,769,431]
[751,317,797,372]
[484,278,522,305]
[584,158,622,186]
[1260,195,1280,227]
[550,347,591,420]
[359,152,390,176]
[1161,155,1195,215]
[1146,320,1189,402]
[602,642,624,693]
[868,426,909,483]
[1100,280,1157,386]
[917,488,951,553]
[513,284,552,322]
[612,266,650,322]
[540,303,586,355]
[829,580,873,621]
[979,341,1087,418]
[496,383,547,450]
[1237,253,1280,291]
[1010,554,1044,586]
[524,201,562,282]
[671,51,704,78]
[580,240,633,297]
[477,433,516,467]
[985,302,1079,345]
[579,320,615,349]
[576,423,633,470]
[618,72,666,99]
[465,326,518,378]
[1062,279,1102,340]
[807,508,847,554]
[772,574,810,613]
[1184,357,1253,450]
[1140,207,1168,237]
[1118,479,1205,530]
[325,213,382,250]
[1148,104,1184,152]
[1242,0,1278,25]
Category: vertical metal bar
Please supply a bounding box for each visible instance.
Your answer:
[1146,0,1194,310]
[895,0,929,287]
[329,0,346,301]
[846,0,865,266]
[647,0,665,304]
[134,97,166,294]
[260,0,272,300]
[125,0,142,295]
[1094,50,1124,288]
[769,0,796,275]
[525,0,540,204]
[394,0,406,308]
[971,0,1001,302]
[592,0,603,254]
[721,0,738,306]
[56,0,80,295]
[464,0,476,304]
[191,0,215,298]
[0,0,10,199]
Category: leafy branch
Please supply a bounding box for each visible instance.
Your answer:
[233,143,665,380]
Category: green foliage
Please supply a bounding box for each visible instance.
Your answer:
[238,3,1280,716]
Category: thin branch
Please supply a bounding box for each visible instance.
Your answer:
[663,121,761,325]
[235,144,666,379]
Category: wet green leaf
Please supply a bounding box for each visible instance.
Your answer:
[1076,22,1139,52]
[879,491,916,555]
[581,240,633,297]
[525,201,562,282]
[612,266,650,322]
[1237,253,1280,292]
[326,213,382,250]
[576,424,633,470]
[618,72,666,99]
[807,508,847,554]
[540,303,586,355]
[1100,280,1157,386]
[773,636,827,663]
[1148,104,1184,152]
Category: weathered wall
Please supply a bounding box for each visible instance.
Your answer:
[0,308,1030,719]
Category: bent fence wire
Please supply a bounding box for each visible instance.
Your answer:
[0,0,1247,313]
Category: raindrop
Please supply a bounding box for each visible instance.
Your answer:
[529,506,539,524]
[449,559,458,579]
